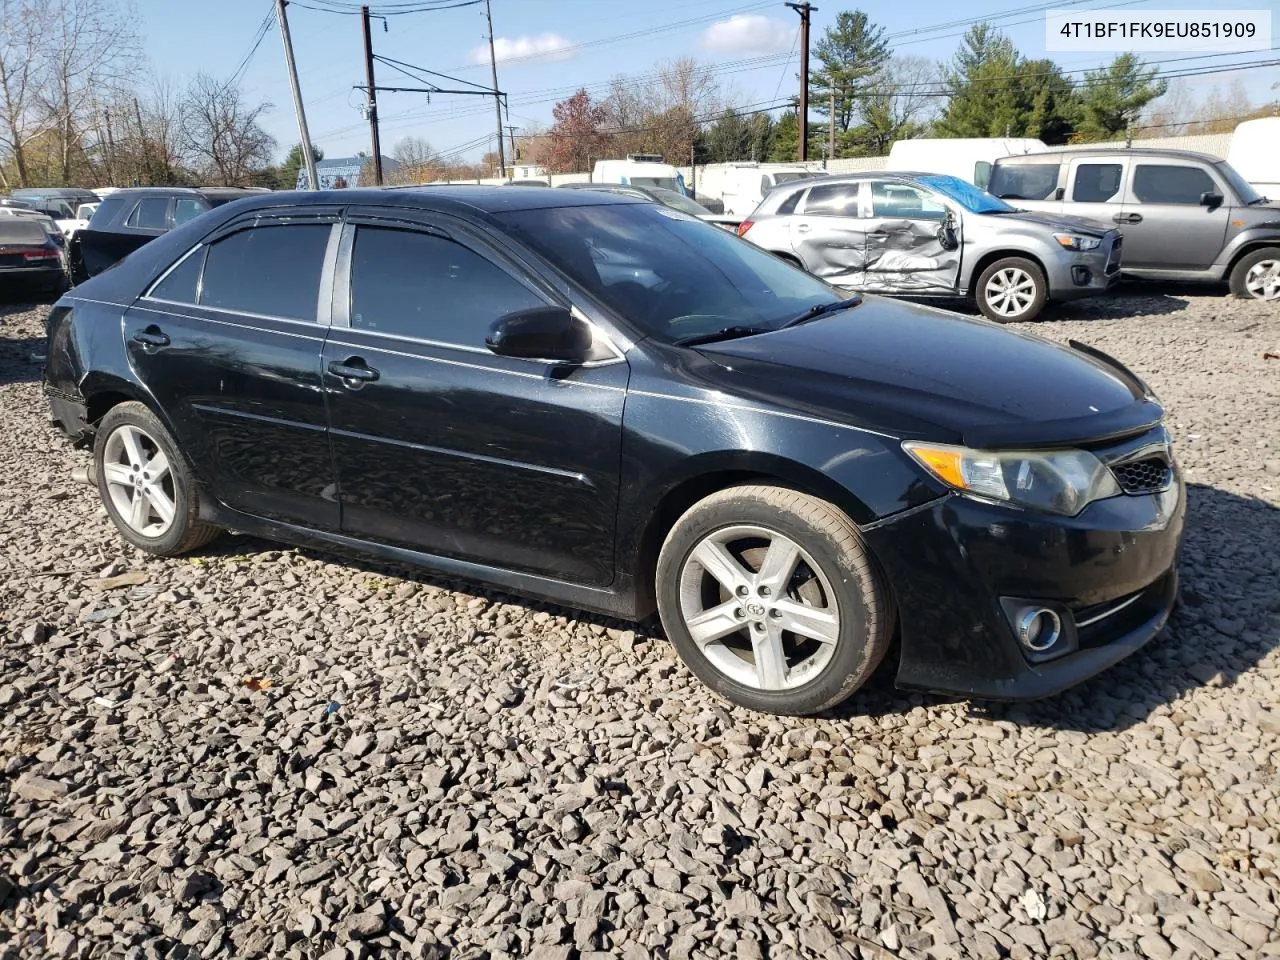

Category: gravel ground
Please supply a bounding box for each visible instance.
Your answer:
[2,288,1279,960]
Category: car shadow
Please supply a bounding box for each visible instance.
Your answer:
[0,325,48,388]
[182,484,1275,732]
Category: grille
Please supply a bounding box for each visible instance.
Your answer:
[1111,455,1171,494]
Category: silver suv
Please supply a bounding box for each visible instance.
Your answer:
[989,148,1279,300]
[739,172,1122,322]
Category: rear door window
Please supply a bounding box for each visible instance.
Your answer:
[802,183,859,216]
[172,198,208,226]
[1072,163,1125,203]
[125,197,170,230]
[199,223,332,321]
[1131,164,1218,204]
[988,163,1060,200]
[88,197,126,229]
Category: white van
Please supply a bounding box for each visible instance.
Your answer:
[719,163,822,218]
[1226,118,1280,200]
[886,137,1047,188]
[592,155,686,194]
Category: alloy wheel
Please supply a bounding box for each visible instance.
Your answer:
[101,424,177,538]
[984,267,1037,318]
[677,524,840,691]
[1244,259,1280,300]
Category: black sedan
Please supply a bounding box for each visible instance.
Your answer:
[43,187,1184,715]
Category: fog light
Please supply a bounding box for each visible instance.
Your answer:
[1015,607,1062,652]
[1071,266,1092,286]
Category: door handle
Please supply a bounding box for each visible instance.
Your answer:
[131,327,170,349]
[795,223,811,234]
[327,358,380,384]
[1112,213,1143,224]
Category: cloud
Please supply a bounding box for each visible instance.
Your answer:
[700,14,793,55]
[472,33,574,65]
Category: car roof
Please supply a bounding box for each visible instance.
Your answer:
[996,147,1224,164]
[10,187,98,197]
[103,187,208,198]
[260,185,648,214]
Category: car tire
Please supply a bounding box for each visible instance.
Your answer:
[655,484,893,715]
[1228,247,1280,301]
[975,257,1048,323]
[93,402,223,556]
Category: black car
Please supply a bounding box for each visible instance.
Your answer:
[0,218,67,294]
[558,182,740,229]
[9,187,98,221]
[44,187,1184,715]
[71,187,212,282]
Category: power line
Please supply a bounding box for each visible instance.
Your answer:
[228,5,276,88]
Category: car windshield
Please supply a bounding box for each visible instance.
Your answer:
[917,174,1015,214]
[497,202,849,342]
[628,176,680,191]
[1215,161,1265,204]
[773,172,812,184]
[648,187,712,216]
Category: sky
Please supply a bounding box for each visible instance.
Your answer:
[136,0,1280,165]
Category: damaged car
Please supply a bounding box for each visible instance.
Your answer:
[739,172,1122,322]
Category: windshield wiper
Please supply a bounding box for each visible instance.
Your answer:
[777,295,861,329]
[673,325,773,347]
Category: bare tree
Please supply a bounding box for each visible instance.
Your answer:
[40,0,139,183]
[392,135,435,168]
[0,0,53,187]
[857,56,944,155]
[601,58,723,162]
[180,73,275,186]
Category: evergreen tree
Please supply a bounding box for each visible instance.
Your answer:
[281,142,323,190]
[810,11,890,135]
[704,108,752,162]
[1076,54,1167,140]
[768,111,800,162]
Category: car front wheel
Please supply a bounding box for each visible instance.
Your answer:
[1229,247,1280,301]
[93,402,222,556]
[975,257,1047,322]
[656,485,893,715]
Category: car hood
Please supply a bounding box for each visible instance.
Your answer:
[999,209,1114,236]
[694,296,1162,448]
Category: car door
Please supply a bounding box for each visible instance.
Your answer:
[1063,157,1129,232]
[1120,160,1232,270]
[860,180,961,294]
[123,208,343,530]
[788,181,866,285]
[322,209,628,587]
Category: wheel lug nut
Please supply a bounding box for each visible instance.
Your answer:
[735,585,748,597]
[758,585,771,597]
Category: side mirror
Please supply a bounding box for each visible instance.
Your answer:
[1053,187,1065,201]
[1200,191,1224,211]
[485,305,591,363]
[936,215,959,251]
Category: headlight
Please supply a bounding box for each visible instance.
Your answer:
[903,442,1121,516]
[1053,233,1101,251]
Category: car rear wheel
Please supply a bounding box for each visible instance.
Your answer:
[93,402,222,556]
[975,257,1047,322]
[1229,247,1280,301]
[656,485,893,715]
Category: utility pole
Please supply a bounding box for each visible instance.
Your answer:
[786,2,816,162]
[361,6,384,185]
[276,0,319,191]
[504,124,519,164]
[484,0,506,178]
[828,89,835,165]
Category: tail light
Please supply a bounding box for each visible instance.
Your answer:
[737,219,754,238]
[20,247,59,261]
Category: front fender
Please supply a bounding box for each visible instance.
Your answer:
[1218,226,1280,269]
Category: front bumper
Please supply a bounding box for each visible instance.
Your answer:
[862,478,1185,700]
[1047,237,1122,301]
